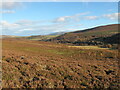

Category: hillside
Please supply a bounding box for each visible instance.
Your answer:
[1,35,19,38]
[47,24,119,46]
[48,32,66,35]
[23,32,66,41]
[24,35,59,41]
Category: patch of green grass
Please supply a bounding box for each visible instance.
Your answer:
[47,49,70,55]
[79,51,85,53]
[27,35,59,41]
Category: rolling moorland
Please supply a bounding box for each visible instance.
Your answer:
[2,24,120,88]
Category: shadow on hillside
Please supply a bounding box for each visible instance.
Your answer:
[90,33,120,44]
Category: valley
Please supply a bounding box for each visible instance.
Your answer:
[2,24,119,88]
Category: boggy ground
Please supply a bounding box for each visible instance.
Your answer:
[2,38,119,88]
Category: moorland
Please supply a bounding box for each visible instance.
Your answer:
[2,24,119,88]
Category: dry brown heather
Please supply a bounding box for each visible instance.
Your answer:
[2,38,119,88]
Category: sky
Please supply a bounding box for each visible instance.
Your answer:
[0,2,119,36]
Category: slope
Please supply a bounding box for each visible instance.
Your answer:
[48,24,119,46]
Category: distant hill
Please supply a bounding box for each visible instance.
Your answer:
[48,32,66,35]
[24,35,59,41]
[47,24,119,46]
[1,33,65,41]
[1,35,19,38]
[24,32,66,41]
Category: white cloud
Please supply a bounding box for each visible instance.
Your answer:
[54,16,71,23]
[15,20,40,26]
[1,12,119,35]
[53,12,90,23]
[103,13,120,20]
[85,16,99,20]
[0,10,15,14]
[15,28,34,33]
[0,20,20,29]
[57,17,66,22]
[0,2,22,10]
[1,20,83,35]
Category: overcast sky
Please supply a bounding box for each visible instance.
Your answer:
[0,2,119,36]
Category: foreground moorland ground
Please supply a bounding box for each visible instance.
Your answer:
[2,38,119,88]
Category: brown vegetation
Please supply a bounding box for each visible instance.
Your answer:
[2,38,119,89]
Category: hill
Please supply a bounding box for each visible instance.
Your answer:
[47,24,119,47]
[48,32,66,35]
[1,35,19,38]
[24,32,66,41]
[24,35,59,41]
